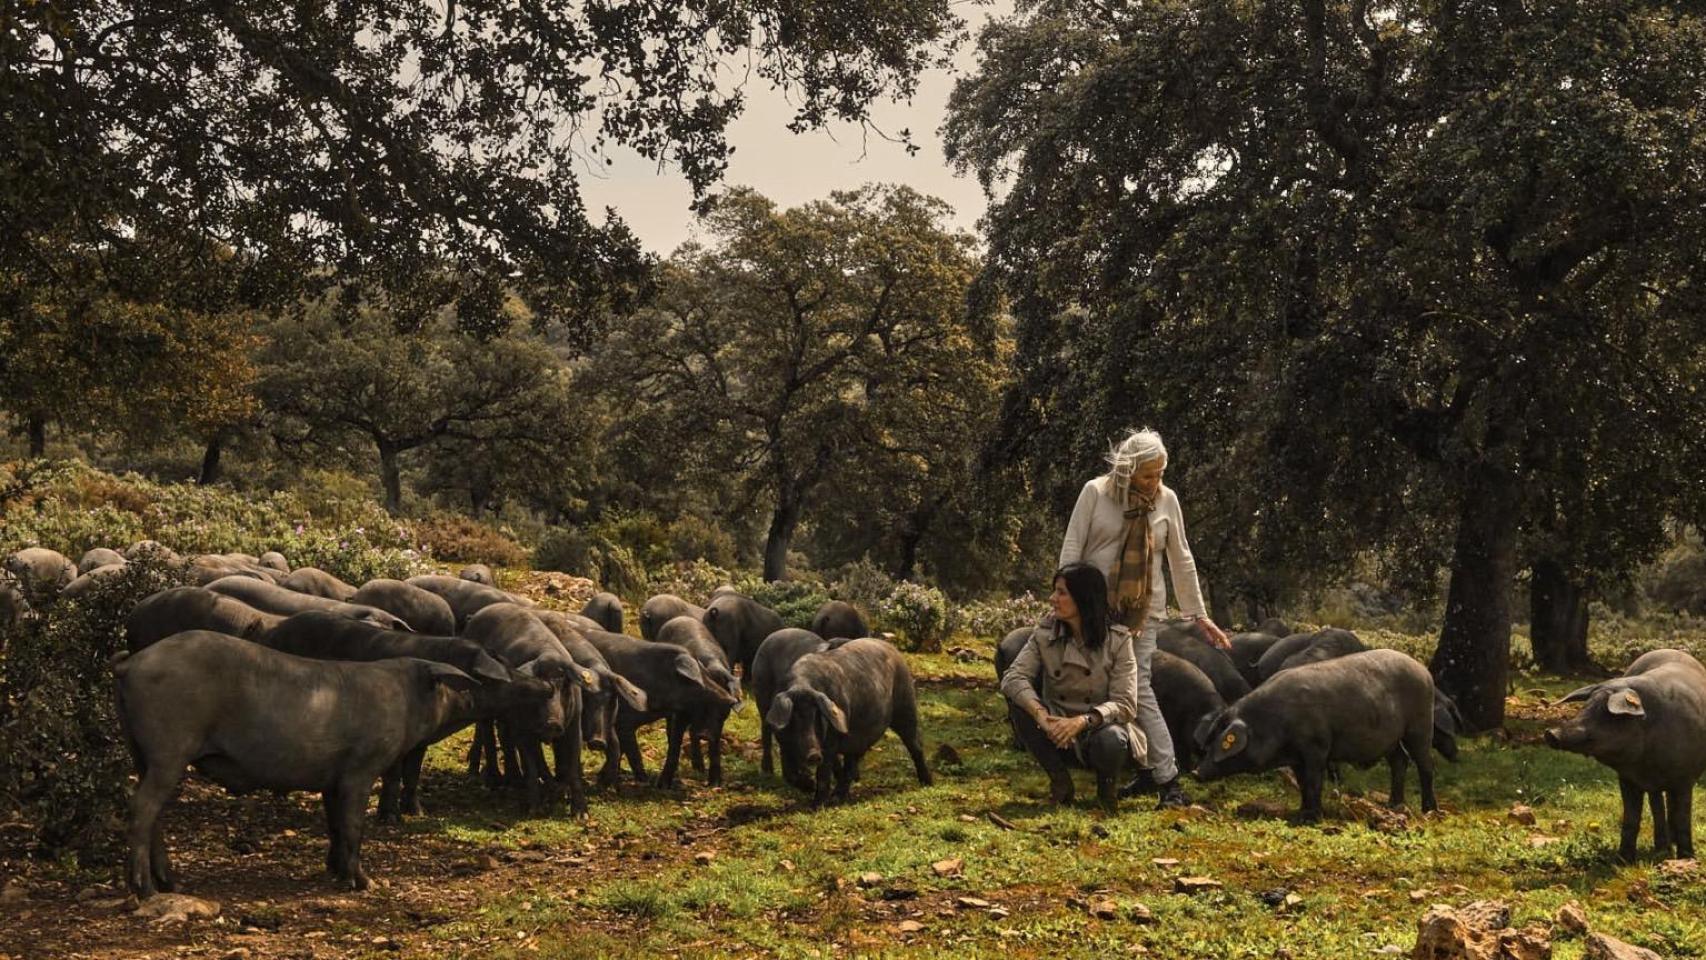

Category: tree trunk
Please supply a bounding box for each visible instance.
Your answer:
[197,434,225,486]
[894,530,923,583]
[26,414,45,457]
[1430,463,1520,732]
[378,443,403,514]
[763,495,802,582]
[1529,557,1593,674]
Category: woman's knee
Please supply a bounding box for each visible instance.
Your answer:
[1084,726,1131,773]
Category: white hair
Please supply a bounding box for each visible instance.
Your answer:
[1105,428,1167,502]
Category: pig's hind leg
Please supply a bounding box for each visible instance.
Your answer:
[126,758,186,897]
[891,677,933,787]
[1402,724,1436,813]
[1648,790,1671,856]
[1667,783,1693,859]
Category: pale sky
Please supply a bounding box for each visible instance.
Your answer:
[578,1,1014,258]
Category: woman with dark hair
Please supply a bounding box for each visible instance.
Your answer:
[999,563,1145,812]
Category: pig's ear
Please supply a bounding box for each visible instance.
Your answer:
[567,662,600,691]
[424,661,478,691]
[1192,712,1221,752]
[603,670,649,712]
[1556,683,1603,705]
[471,653,511,685]
[812,691,849,735]
[1607,688,1646,717]
[1210,718,1248,761]
[675,654,703,684]
[766,692,794,730]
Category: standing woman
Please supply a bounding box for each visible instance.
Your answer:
[1059,428,1229,807]
[1000,563,1146,812]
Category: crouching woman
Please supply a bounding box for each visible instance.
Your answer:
[1000,563,1146,812]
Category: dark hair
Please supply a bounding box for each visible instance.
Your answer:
[1054,562,1111,652]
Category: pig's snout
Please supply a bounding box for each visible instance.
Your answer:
[1544,726,1584,751]
[540,719,567,740]
[1543,728,1563,748]
[585,733,607,750]
[806,746,822,764]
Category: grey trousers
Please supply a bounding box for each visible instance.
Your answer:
[1131,619,1177,782]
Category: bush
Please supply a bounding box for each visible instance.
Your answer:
[665,515,737,569]
[874,581,961,653]
[831,557,896,611]
[534,526,594,577]
[0,557,188,861]
[736,577,834,630]
[409,513,528,568]
[959,592,1049,640]
[648,558,738,605]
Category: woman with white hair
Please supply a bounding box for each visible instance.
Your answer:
[1059,427,1229,807]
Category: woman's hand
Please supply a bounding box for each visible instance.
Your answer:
[1042,713,1089,749]
[1196,617,1231,651]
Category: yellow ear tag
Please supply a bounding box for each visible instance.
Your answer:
[1221,732,1237,750]
[582,670,596,685]
[1624,691,1641,708]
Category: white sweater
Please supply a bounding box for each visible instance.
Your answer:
[1058,478,1208,622]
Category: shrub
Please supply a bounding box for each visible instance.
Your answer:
[959,592,1049,640]
[0,557,188,860]
[665,515,737,569]
[533,526,594,577]
[736,577,834,630]
[831,557,896,611]
[875,581,961,653]
[648,558,737,605]
[409,513,528,568]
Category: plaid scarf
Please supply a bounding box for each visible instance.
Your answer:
[1111,483,1157,628]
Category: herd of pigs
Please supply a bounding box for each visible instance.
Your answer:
[2,543,1705,904]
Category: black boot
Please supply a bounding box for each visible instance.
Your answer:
[1119,768,1157,798]
[1156,776,1189,809]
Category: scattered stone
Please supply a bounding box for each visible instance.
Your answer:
[933,744,963,767]
[305,898,356,915]
[1507,805,1537,827]
[897,920,925,934]
[238,913,282,932]
[947,646,981,663]
[370,936,401,952]
[1554,902,1588,936]
[1375,947,1404,956]
[1344,796,1409,832]
[1498,926,1552,960]
[1130,902,1155,924]
[1087,897,1119,920]
[779,859,795,873]
[857,872,884,888]
[221,949,252,960]
[1526,835,1560,848]
[1410,890,1431,903]
[1410,901,1551,960]
[989,906,1011,920]
[1583,933,1662,960]
[1173,876,1223,895]
[1283,893,1304,912]
[987,813,1018,831]
[880,886,919,901]
[133,894,221,924]
[931,858,964,878]
[956,897,992,910]
[958,814,977,823]
[1659,858,1699,877]
[693,851,716,866]
[1152,858,1181,869]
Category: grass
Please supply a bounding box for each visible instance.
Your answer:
[395,630,1705,960]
